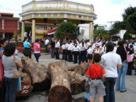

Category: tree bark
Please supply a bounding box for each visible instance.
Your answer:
[22,58,49,84]
[68,71,86,94]
[48,61,72,102]
[68,63,89,75]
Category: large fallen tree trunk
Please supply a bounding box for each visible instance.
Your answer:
[48,61,72,102]
[68,63,89,75]
[68,71,86,94]
[22,57,49,84]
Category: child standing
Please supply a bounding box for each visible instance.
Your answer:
[85,54,105,102]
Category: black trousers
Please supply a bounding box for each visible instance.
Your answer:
[68,50,73,62]
[79,50,87,64]
[23,48,31,58]
[73,51,79,63]
[62,50,67,60]
[55,48,60,59]
[0,82,4,102]
[127,62,133,75]
[104,78,116,102]
[64,50,68,61]
[34,53,41,62]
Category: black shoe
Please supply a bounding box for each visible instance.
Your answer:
[120,90,127,93]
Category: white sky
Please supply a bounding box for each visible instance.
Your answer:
[0,0,136,26]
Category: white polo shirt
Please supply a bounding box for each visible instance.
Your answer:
[55,41,60,48]
[61,44,66,50]
[87,47,93,54]
[101,51,122,78]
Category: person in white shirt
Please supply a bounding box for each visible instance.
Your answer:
[61,43,66,60]
[72,42,80,63]
[65,41,69,61]
[87,45,93,63]
[44,38,50,53]
[67,41,74,62]
[79,41,87,64]
[101,42,122,102]
[55,39,60,59]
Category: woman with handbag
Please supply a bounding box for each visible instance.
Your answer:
[116,40,128,92]
[127,44,134,75]
[2,43,26,102]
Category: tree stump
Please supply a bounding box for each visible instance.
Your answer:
[48,61,72,102]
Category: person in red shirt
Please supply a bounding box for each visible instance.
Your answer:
[86,54,105,102]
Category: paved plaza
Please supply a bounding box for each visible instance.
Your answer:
[17,53,136,102]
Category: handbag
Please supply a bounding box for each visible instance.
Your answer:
[127,54,134,62]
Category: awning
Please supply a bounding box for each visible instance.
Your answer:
[47,28,56,35]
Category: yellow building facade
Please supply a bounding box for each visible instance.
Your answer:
[21,0,96,42]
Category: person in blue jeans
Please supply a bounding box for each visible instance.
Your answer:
[101,42,122,102]
[116,40,128,92]
[2,43,25,102]
[116,62,128,92]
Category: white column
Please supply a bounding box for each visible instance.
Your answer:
[21,21,25,41]
[2,33,5,39]
[89,22,94,42]
[2,19,4,30]
[32,19,36,43]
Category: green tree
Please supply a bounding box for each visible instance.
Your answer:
[123,7,136,33]
[109,21,126,35]
[55,21,78,39]
[126,12,136,33]
[94,25,110,40]
[109,6,136,37]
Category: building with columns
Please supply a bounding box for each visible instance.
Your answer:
[21,0,96,42]
[0,13,19,39]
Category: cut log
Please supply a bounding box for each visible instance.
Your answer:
[68,71,85,84]
[68,63,89,75]
[48,61,72,102]
[22,57,49,84]
[16,70,33,97]
[68,71,86,94]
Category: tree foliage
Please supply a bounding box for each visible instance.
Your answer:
[123,7,136,33]
[110,7,136,35]
[94,25,110,40]
[55,21,78,39]
[109,21,126,35]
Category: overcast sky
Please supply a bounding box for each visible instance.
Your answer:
[0,0,136,26]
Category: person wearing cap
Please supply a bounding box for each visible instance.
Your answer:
[101,42,122,102]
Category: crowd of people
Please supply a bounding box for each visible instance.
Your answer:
[0,37,136,102]
[44,37,136,102]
